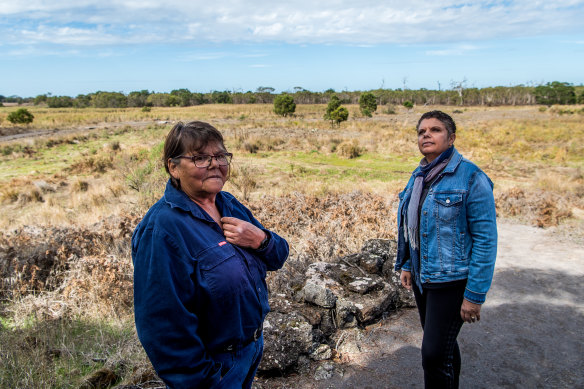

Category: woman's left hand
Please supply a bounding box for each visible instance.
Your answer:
[221,217,266,249]
[460,299,482,324]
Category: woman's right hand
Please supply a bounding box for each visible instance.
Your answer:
[400,270,412,290]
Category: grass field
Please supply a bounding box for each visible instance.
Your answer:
[0,103,583,387]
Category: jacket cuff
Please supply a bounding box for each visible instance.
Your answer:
[464,288,486,304]
[394,260,411,272]
[254,229,272,252]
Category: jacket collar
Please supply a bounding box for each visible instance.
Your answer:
[163,179,234,220]
[442,147,462,174]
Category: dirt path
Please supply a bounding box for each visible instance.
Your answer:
[259,221,584,388]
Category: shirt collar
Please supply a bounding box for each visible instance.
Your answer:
[163,179,234,220]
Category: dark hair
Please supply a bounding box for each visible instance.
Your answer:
[163,121,227,188]
[416,110,456,136]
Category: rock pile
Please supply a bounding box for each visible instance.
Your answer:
[258,238,414,375]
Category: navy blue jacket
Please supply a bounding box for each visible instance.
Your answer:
[132,181,289,388]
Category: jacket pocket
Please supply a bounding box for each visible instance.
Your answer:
[433,192,464,271]
[433,192,463,222]
[198,244,246,299]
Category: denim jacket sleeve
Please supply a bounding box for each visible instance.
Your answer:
[133,228,221,389]
[464,171,498,304]
[395,185,412,272]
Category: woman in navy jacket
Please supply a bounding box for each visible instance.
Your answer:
[132,121,289,388]
[394,111,497,388]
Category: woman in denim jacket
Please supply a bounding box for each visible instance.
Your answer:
[394,111,497,388]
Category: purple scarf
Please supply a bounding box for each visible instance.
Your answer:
[405,147,454,250]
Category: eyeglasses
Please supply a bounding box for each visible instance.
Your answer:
[176,153,233,168]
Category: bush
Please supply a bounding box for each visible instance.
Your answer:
[330,106,349,127]
[324,95,341,120]
[403,101,414,109]
[336,140,362,159]
[7,108,34,125]
[359,92,377,117]
[273,94,296,116]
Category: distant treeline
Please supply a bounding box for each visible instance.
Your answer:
[1,82,582,108]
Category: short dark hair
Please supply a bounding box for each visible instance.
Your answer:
[416,110,456,136]
[163,121,227,188]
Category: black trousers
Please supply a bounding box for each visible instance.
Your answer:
[413,281,466,389]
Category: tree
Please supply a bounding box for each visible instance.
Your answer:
[256,86,275,93]
[359,92,377,117]
[210,91,232,104]
[47,96,74,108]
[534,82,577,105]
[74,94,92,108]
[91,91,127,108]
[324,95,341,119]
[273,94,296,116]
[127,90,150,107]
[146,93,180,107]
[7,108,34,125]
[170,88,193,107]
[330,106,349,127]
[34,94,48,105]
[450,78,467,105]
[324,95,346,127]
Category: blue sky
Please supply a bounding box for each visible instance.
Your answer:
[1,0,583,97]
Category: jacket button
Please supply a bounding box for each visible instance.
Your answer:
[423,256,427,259]
[423,233,427,237]
[446,198,451,204]
[423,211,427,215]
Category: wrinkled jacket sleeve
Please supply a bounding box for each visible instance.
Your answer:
[132,227,221,389]
[464,171,498,304]
[235,200,289,271]
[394,189,411,272]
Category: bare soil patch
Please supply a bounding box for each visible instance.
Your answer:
[255,221,584,388]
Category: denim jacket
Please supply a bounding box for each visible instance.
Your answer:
[394,148,497,304]
[132,180,289,388]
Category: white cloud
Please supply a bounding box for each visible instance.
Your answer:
[426,44,479,56]
[1,0,583,47]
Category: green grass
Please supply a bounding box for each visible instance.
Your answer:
[0,316,145,389]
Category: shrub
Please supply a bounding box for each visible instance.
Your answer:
[141,106,151,112]
[110,141,121,151]
[7,108,34,125]
[359,92,377,117]
[243,141,260,154]
[229,165,258,201]
[273,94,296,116]
[330,106,349,127]
[324,95,341,120]
[73,180,89,192]
[336,140,362,159]
[403,101,414,109]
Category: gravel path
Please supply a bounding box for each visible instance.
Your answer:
[258,221,584,388]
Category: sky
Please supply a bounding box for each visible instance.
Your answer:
[1,0,583,97]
